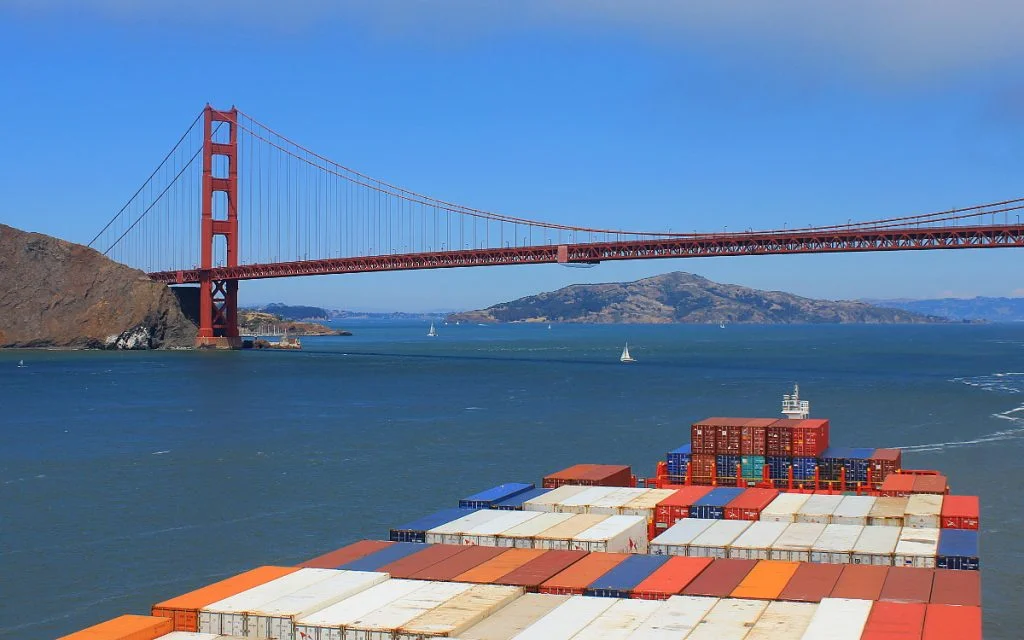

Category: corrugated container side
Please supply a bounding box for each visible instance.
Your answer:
[424,510,505,545]
[653,486,713,530]
[157,634,220,640]
[769,522,826,562]
[293,579,426,637]
[511,594,618,639]
[939,495,980,530]
[809,524,863,564]
[619,488,677,518]
[681,558,757,597]
[339,543,431,572]
[843,448,875,485]
[818,447,854,482]
[302,541,395,569]
[455,549,546,584]
[716,422,744,455]
[851,525,900,566]
[571,598,662,639]
[461,510,545,546]
[460,482,536,509]
[532,514,607,551]
[340,580,471,638]
[496,550,588,592]
[630,556,713,600]
[800,597,873,640]
[58,615,173,640]
[409,545,508,581]
[868,448,902,486]
[905,493,943,529]
[777,562,844,602]
[688,520,752,559]
[553,486,621,514]
[860,601,926,640]
[722,488,779,521]
[729,560,800,600]
[922,604,982,640]
[573,515,649,554]
[391,509,477,543]
[199,568,341,636]
[744,600,818,640]
[396,584,524,639]
[794,494,843,525]
[728,521,789,561]
[459,593,569,640]
[625,594,718,639]
[766,420,799,457]
[936,529,979,571]
[765,456,790,480]
[377,544,470,578]
[538,552,629,595]
[684,597,769,640]
[894,527,939,569]
[522,484,589,512]
[649,518,717,556]
[740,455,766,480]
[491,487,552,511]
[689,487,745,519]
[759,492,812,523]
[689,453,716,484]
[741,418,774,456]
[587,487,650,515]
[496,512,575,549]
[929,569,981,606]
[868,497,909,527]
[879,566,934,603]
[830,495,876,526]
[791,456,817,482]
[581,464,633,487]
[792,419,829,457]
[690,420,718,454]
[584,554,669,598]
[830,564,889,601]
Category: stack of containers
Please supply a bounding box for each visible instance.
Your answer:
[723,488,780,521]
[653,486,712,531]
[490,487,551,511]
[894,528,941,568]
[936,529,980,570]
[851,525,901,565]
[459,483,536,509]
[390,509,477,543]
[151,566,299,631]
[666,444,691,483]
[867,448,902,488]
[583,555,669,598]
[688,520,753,559]
[741,418,775,481]
[542,464,632,488]
[729,522,790,560]
[940,495,980,530]
[690,487,745,519]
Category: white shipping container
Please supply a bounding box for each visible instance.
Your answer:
[685,598,768,640]
[800,597,872,640]
[625,595,718,639]
[396,584,523,639]
[294,579,427,640]
[904,494,943,529]
[342,581,471,640]
[511,595,618,640]
[571,598,662,639]
[553,486,621,514]
[831,496,876,526]
[425,510,509,545]
[460,510,544,546]
[588,488,651,515]
[770,523,827,562]
[522,485,590,512]
[894,527,939,568]
[246,570,389,640]
[649,518,716,556]
[495,512,575,548]
[744,600,817,640]
[532,514,607,551]
[688,520,752,559]
[795,494,844,524]
[460,593,570,640]
[728,521,789,560]
[868,497,908,527]
[158,634,222,640]
[759,492,812,523]
[199,568,340,636]
[619,488,677,518]
[809,524,863,564]
[851,526,901,566]
[573,515,649,554]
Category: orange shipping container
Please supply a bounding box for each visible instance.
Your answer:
[498,550,588,591]
[59,615,172,640]
[830,565,889,601]
[880,474,915,497]
[861,601,926,639]
[299,539,394,568]
[539,552,629,595]
[377,543,469,578]
[151,565,298,631]
[929,569,981,607]
[911,475,947,495]
[940,495,980,529]
[631,556,713,600]
[454,548,546,584]
[729,560,800,600]
[922,604,982,640]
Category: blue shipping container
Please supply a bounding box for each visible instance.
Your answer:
[390,508,476,543]
[689,487,745,519]
[820,447,854,481]
[792,457,818,481]
[937,529,980,571]
[490,487,551,510]
[766,456,790,480]
[842,449,874,484]
[584,554,670,598]
[459,482,536,509]
[339,542,430,571]
[667,444,692,477]
[716,455,741,477]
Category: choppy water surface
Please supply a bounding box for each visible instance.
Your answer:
[1,322,1021,638]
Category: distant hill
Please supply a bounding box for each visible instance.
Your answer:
[446,272,942,324]
[869,297,1024,322]
[254,303,330,320]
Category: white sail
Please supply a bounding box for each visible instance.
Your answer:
[427,322,437,337]
[620,342,635,363]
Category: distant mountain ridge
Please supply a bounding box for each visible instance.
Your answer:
[868,297,1024,322]
[445,272,942,324]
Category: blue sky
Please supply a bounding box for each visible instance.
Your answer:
[3,1,1024,311]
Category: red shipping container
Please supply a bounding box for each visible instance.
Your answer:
[869,449,902,485]
[631,557,714,600]
[681,559,757,597]
[930,570,980,607]
[861,601,926,640]
[299,540,394,569]
[791,419,829,457]
[690,419,721,454]
[940,495,980,530]
[689,454,717,484]
[722,488,779,521]
[766,420,799,457]
[830,565,889,601]
[741,418,774,456]
[777,563,844,602]
[911,474,948,495]
[716,422,744,455]
[543,464,632,488]
[497,550,589,592]
[879,567,934,604]
[922,604,982,640]
[880,473,915,497]
[654,486,713,530]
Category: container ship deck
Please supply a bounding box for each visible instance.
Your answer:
[59,388,981,639]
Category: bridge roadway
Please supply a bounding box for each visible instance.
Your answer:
[149,223,1024,284]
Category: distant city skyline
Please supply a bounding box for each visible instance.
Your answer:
[3,2,1024,310]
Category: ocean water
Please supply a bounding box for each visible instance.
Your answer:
[1,322,1021,638]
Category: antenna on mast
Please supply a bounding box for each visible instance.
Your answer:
[782,383,810,419]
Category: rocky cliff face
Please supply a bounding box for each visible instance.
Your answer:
[447,271,942,324]
[0,224,197,349]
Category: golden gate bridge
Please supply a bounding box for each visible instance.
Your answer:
[89,106,1024,347]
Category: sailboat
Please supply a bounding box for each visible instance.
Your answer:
[427,322,437,337]
[547,324,552,330]
[620,342,635,363]
[17,359,26,368]
[719,322,726,329]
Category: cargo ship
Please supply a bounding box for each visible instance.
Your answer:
[61,387,981,639]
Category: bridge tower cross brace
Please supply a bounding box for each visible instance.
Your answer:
[197,105,241,347]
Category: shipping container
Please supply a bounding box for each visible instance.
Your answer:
[585,555,669,598]
[868,497,909,527]
[459,593,569,640]
[681,558,758,597]
[294,579,427,640]
[494,512,575,549]
[571,598,662,639]
[723,488,779,521]
[691,418,734,454]
[730,560,800,600]
[922,604,982,640]
[894,528,939,568]
[553,486,622,514]
[716,420,744,456]
[759,492,812,523]
[830,495,876,526]
[424,510,506,545]
[765,456,791,480]
[378,544,470,578]
[851,525,901,566]
[880,474,915,497]
[689,453,717,483]
[302,541,395,569]
[716,454,741,478]
[459,510,545,546]
[625,594,718,639]
[460,482,536,509]
[512,594,618,639]
[619,488,677,519]
[843,448,875,485]
[861,600,926,640]
[728,521,789,561]
[740,455,766,481]
[340,543,431,572]
[573,515,649,553]
[521,484,589,512]
[809,524,863,564]
[791,457,818,482]
[911,474,947,495]
[630,556,713,600]
[333,580,471,639]
[587,487,651,515]
[157,634,220,640]
[653,486,713,530]
[542,463,632,488]
[766,420,800,457]
[666,443,692,477]
[649,518,717,556]
[795,494,844,524]
[777,562,844,602]
[936,529,979,571]
[905,494,943,529]
[491,487,552,511]
[688,520,752,559]
[690,487,745,519]
[939,494,979,530]
[800,597,873,640]
[539,552,629,595]
[151,566,299,632]
[818,447,854,482]
[396,584,523,639]
[879,566,934,603]
[792,419,829,457]
[58,615,173,640]
[929,569,981,606]
[455,549,547,584]
[770,523,827,562]
[532,514,607,551]
[744,600,817,639]
[409,545,508,582]
[830,565,889,601]
[868,449,902,486]
[685,597,768,640]
[741,418,775,456]
[497,550,589,591]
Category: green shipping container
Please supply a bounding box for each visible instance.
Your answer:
[741,455,766,480]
